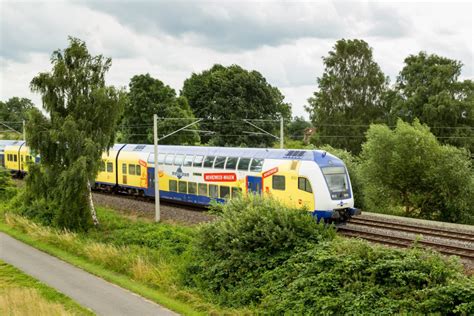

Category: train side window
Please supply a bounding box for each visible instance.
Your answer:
[209,184,218,198]
[178,181,187,193]
[188,182,197,194]
[231,187,242,198]
[250,158,264,172]
[183,155,194,167]
[272,175,285,190]
[220,186,230,199]
[237,158,251,171]
[157,154,165,164]
[136,165,141,176]
[107,162,113,173]
[193,155,204,167]
[198,183,208,196]
[203,156,215,168]
[21,155,24,162]
[214,156,226,169]
[169,180,177,192]
[99,161,106,172]
[174,154,184,166]
[129,164,136,175]
[225,157,238,170]
[298,177,313,193]
[122,163,127,174]
[13,155,17,162]
[165,154,174,165]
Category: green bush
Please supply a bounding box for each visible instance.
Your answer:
[359,119,474,224]
[0,166,16,201]
[187,195,336,306]
[261,239,473,315]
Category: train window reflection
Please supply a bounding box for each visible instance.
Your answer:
[238,158,251,171]
[203,156,215,168]
[250,158,264,172]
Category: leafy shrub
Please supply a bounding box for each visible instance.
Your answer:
[0,166,16,201]
[359,119,474,224]
[260,238,473,315]
[188,195,336,306]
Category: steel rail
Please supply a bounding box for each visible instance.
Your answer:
[348,217,474,242]
[338,226,474,260]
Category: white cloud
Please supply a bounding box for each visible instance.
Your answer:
[1,0,472,120]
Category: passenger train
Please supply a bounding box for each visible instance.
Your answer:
[0,140,360,221]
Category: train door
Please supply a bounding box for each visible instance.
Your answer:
[247,176,262,195]
[147,167,156,197]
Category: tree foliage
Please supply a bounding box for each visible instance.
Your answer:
[0,97,34,138]
[393,52,474,152]
[359,119,473,224]
[287,116,312,140]
[0,97,34,123]
[0,166,16,200]
[120,74,199,145]
[307,39,389,153]
[24,37,125,230]
[182,64,291,147]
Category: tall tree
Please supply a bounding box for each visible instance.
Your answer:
[182,64,291,147]
[25,37,125,230]
[120,74,199,145]
[306,39,389,154]
[393,52,473,152]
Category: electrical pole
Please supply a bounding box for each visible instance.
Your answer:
[280,115,284,149]
[153,114,160,222]
[23,120,26,143]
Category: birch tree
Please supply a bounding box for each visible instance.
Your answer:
[25,37,125,230]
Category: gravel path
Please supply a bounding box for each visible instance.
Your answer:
[92,192,215,225]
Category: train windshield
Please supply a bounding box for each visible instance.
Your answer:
[322,166,350,199]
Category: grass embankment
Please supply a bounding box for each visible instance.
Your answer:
[0,199,245,315]
[0,260,94,315]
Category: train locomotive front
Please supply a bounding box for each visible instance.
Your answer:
[307,150,360,222]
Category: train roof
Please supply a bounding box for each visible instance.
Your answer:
[120,144,345,167]
[0,140,24,147]
[0,140,25,152]
[1,140,346,167]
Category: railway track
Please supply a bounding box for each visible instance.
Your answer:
[339,218,474,260]
[348,216,474,243]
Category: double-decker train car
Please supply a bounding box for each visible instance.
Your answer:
[2,142,360,221]
[0,140,36,177]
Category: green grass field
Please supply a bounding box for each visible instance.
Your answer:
[0,260,94,316]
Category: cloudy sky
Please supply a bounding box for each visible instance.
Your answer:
[1,0,473,118]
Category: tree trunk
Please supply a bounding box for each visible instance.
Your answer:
[87,181,99,226]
